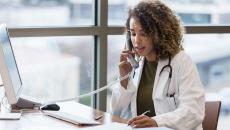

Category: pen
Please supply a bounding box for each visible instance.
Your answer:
[127,110,150,126]
[141,110,150,115]
[95,115,103,120]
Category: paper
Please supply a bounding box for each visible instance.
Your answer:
[82,122,172,130]
[17,126,76,130]
[0,112,21,120]
[81,122,131,130]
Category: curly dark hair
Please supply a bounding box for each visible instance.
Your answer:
[126,0,184,59]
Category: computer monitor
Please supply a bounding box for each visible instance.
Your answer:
[0,24,23,105]
[0,24,41,113]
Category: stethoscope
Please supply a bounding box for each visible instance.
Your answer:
[133,56,176,105]
[159,57,175,98]
[159,57,176,105]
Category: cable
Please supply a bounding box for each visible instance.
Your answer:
[42,72,131,106]
[1,95,12,112]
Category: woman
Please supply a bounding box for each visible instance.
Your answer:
[110,0,205,130]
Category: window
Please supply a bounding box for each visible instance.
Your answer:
[107,35,125,109]
[178,13,211,24]
[11,36,93,106]
[0,0,93,26]
[108,0,230,25]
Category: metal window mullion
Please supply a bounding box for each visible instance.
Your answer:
[92,0,108,111]
[92,0,98,110]
[95,0,108,111]
[8,25,230,38]
[186,25,230,34]
[8,26,100,37]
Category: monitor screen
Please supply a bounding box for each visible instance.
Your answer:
[0,24,22,105]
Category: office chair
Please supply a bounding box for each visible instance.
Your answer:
[202,101,221,130]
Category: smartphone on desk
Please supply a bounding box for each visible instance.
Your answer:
[126,31,139,69]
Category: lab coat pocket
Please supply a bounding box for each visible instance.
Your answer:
[155,72,169,99]
[165,96,176,111]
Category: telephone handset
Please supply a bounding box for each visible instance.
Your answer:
[126,32,139,69]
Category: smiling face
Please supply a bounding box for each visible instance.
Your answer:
[129,17,156,61]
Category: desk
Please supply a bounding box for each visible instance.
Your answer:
[0,102,128,130]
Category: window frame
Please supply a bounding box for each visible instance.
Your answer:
[7,0,230,111]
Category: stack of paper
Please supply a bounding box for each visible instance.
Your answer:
[82,122,172,130]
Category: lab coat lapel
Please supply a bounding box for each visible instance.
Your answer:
[153,58,170,99]
[131,58,144,116]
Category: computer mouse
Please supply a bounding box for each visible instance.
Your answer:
[41,104,60,111]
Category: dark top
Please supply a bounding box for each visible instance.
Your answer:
[136,60,157,117]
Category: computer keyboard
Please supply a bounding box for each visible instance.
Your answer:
[42,110,101,125]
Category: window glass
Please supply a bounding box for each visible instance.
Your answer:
[184,34,230,130]
[108,0,230,25]
[108,0,128,26]
[108,1,126,25]
[11,36,93,106]
[107,35,125,108]
[183,34,230,91]
[0,0,93,26]
[107,34,230,130]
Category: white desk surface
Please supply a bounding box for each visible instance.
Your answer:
[0,101,127,130]
[0,102,171,130]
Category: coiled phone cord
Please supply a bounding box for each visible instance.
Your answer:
[42,72,131,106]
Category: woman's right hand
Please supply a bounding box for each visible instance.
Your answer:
[119,49,134,89]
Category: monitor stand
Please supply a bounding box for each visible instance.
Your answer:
[14,95,42,109]
[0,111,21,120]
[0,94,42,120]
[0,95,21,120]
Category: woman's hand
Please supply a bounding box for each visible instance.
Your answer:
[119,50,134,89]
[127,115,158,128]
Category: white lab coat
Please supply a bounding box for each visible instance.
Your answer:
[111,51,205,130]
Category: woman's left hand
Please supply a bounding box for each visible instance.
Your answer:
[127,115,158,128]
